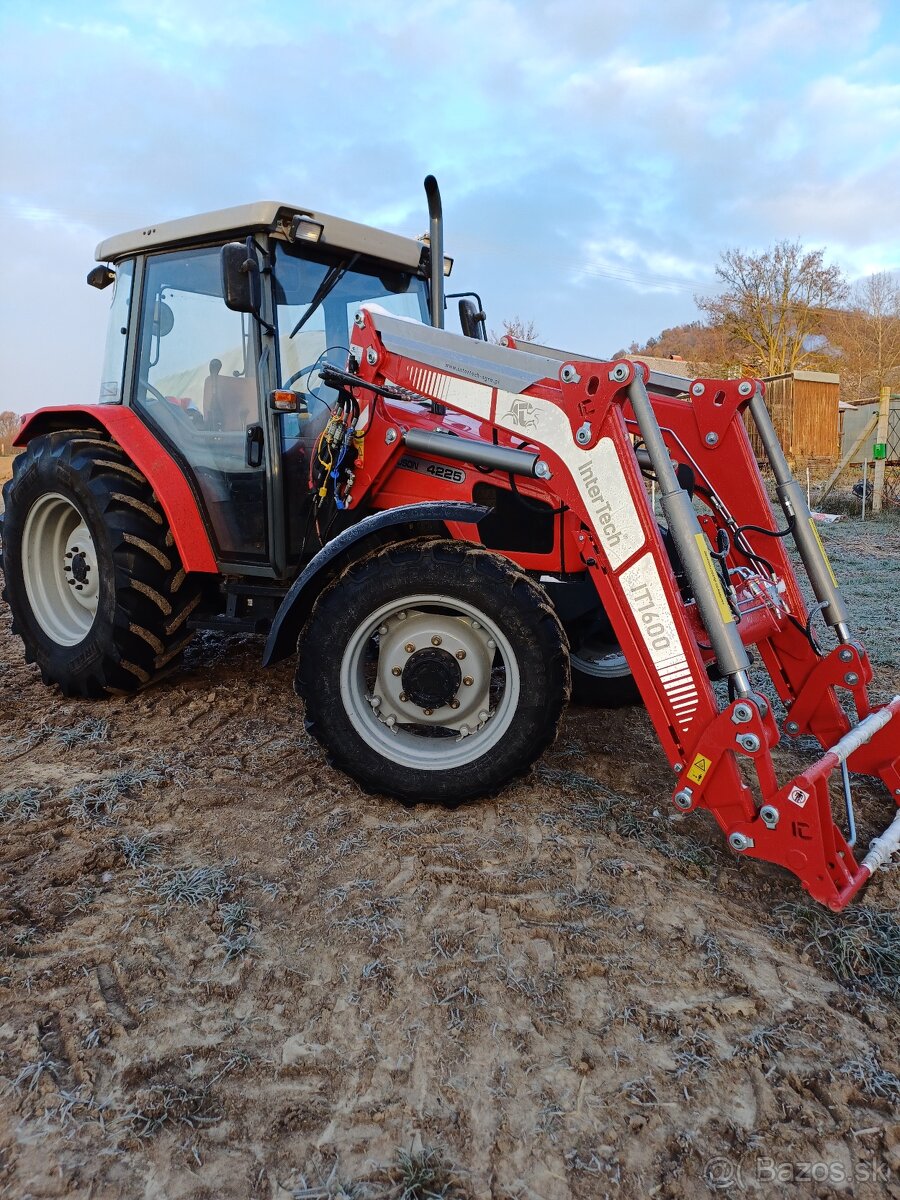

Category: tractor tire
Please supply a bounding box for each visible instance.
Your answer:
[1,431,201,696]
[295,538,570,805]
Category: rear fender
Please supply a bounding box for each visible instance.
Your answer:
[262,502,490,666]
[15,406,217,574]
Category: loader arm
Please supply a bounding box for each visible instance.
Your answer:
[338,308,899,911]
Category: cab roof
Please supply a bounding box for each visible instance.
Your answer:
[95,201,426,271]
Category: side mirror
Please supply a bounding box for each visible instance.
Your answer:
[221,238,260,313]
[152,300,175,338]
[87,265,116,290]
[459,296,487,340]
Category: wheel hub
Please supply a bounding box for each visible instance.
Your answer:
[401,647,462,709]
[62,523,100,610]
[68,550,89,584]
[21,496,100,646]
[372,607,495,730]
[338,590,523,772]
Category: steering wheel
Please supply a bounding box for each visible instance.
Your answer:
[140,378,169,404]
[139,378,205,427]
[282,361,329,390]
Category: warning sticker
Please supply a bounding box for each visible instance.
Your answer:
[788,785,810,808]
[694,533,734,624]
[687,753,712,784]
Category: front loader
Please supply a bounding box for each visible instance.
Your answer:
[1,178,897,912]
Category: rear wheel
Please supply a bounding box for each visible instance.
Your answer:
[296,539,570,804]
[1,431,201,696]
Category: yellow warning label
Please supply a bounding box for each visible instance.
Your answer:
[687,753,712,784]
[694,533,734,624]
[808,517,838,587]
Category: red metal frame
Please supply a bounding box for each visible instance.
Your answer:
[15,406,218,574]
[339,312,900,910]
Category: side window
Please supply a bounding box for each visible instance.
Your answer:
[137,247,257,427]
[98,258,134,403]
[133,246,268,562]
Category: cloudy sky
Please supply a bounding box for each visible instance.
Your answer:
[2,0,899,412]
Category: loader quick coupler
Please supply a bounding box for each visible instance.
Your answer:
[341,305,900,910]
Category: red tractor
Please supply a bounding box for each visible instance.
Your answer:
[2,178,898,910]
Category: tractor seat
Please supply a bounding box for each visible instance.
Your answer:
[203,358,256,432]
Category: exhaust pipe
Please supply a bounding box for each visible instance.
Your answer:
[424,175,444,329]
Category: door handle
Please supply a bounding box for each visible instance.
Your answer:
[245,423,265,468]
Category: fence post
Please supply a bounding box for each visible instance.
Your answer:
[872,385,890,515]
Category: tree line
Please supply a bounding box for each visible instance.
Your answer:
[0,411,21,457]
[617,241,900,403]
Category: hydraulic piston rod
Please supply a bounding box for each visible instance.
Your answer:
[746,386,851,638]
[627,375,753,695]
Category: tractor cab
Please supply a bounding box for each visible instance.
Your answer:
[91,201,439,575]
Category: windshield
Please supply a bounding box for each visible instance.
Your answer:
[273,242,428,404]
[273,242,428,563]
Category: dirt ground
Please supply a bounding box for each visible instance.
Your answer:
[1,475,899,1198]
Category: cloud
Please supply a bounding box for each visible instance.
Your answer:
[1,0,899,410]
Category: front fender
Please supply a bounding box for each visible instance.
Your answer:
[262,502,490,667]
[15,405,217,574]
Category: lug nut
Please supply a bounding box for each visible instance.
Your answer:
[404,643,415,653]
[431,635,442,646]
[450,699,460,709]
[379,624,389,636]
[487,638,496,650]
[456,650,466,660]
[399,692,408,702]
[463,676,473,686]
[423,708,434,716]
[391,667,402,677]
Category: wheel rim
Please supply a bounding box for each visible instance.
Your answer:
[570,640,631,678]
[21,492,100,646]
[339,593,521,771]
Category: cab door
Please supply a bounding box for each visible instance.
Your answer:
[131,245,271,566]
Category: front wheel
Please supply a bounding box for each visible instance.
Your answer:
[295,539,570,804]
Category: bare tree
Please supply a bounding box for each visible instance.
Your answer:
[0,411,21,457]
[697,240,847,377]
[617,320,740,374]
[489,316,540,345]
[825,271,900,403]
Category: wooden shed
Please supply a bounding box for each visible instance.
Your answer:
[745,370,840,462]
